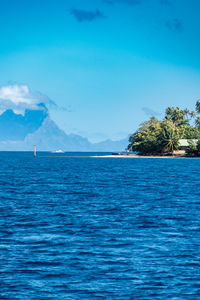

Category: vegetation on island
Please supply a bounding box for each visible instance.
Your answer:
[127,101,200,156]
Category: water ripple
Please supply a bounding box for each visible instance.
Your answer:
[0,153,200,299]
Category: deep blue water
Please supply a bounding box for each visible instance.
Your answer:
[0,152,200,299]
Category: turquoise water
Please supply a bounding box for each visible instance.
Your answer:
[0,152,200,299]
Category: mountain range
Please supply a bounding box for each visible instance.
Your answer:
[0,105,128,151]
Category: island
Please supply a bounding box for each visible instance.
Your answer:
[123,101,200,157]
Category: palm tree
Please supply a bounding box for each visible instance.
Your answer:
[195,100,200,114]
[165,107,174,118]
[195,116,200,129]
[190,111,196,119]
[184,108,190,119]
[174,108,185,122]
[159,121,179,154]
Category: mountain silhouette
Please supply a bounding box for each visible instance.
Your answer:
[0,105,128,151]
[0,104,48,141]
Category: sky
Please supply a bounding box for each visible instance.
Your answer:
[0,0,200,142]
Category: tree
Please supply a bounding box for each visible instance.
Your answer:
[195,100,200,114]
[184,108,190,120]
[190,111,196,119]
[128,118,179,155]
[186,140,198,157]
[185,140,200,157]
[127,117,161,154]
[165,107,188,126]
[128,103,200,156]
[158,120,180,154]
[165,107,175,120]
[183,126,200,139]
[195,117,200,129]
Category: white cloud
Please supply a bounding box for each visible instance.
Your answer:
[0,84,54,115]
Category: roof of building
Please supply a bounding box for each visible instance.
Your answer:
[179,139,198,147]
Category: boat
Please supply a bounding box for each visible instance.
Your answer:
[52,149,64,153]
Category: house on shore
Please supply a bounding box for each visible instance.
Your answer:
[179,139,198,151]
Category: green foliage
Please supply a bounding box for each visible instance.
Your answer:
[183,126,200,139]
[158,120,180,153]
[190,111,196,119]
[128,117,161,154]
[128,118,180,155]
[165,107,188,125]
[195,116,200,129]
[186,140,199,157]
[195,100,200,114]
[197,140,200,153]
[128,101,200,156]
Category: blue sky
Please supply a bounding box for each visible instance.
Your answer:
[0,0,200,142]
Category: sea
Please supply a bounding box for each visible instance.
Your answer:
[0,152,200,299]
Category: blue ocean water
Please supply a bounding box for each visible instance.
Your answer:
[0,152,200,299]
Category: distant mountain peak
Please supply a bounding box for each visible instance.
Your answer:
[0,105,128,151]
[0,106,48,141]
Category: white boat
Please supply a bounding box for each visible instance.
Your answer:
[52,149,64,153]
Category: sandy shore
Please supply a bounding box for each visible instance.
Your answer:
[95,154,186,158]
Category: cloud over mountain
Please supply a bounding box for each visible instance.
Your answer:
[0,84,128,151]
[70,9,106,22]
[0,84,55,115]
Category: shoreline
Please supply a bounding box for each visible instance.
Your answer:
[96,153,194,158]
[96,155,184,158]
